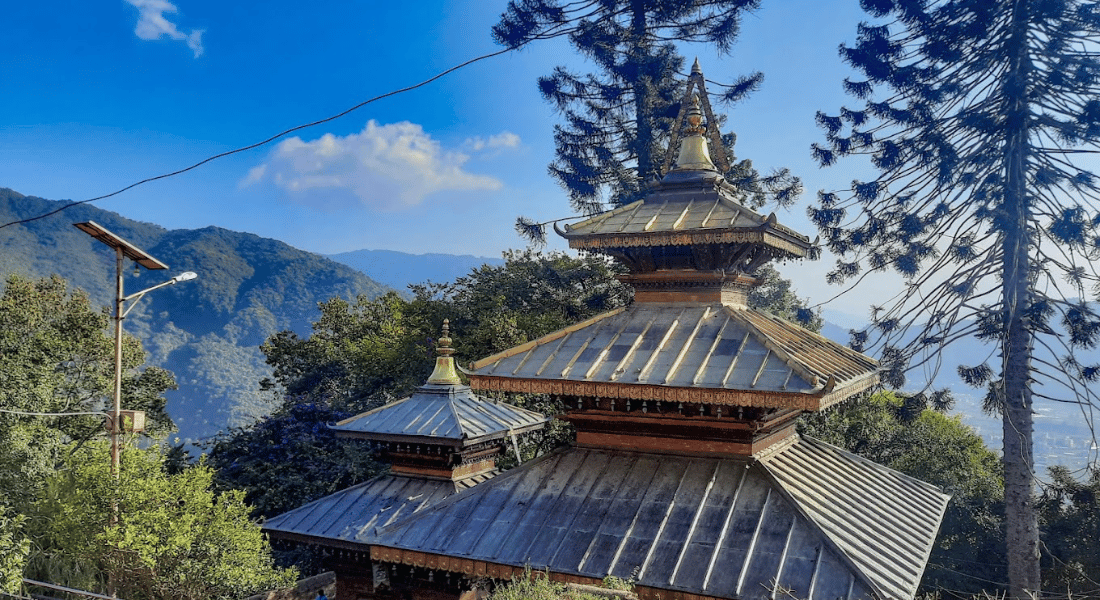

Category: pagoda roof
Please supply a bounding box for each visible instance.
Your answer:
[262,472,494,549]
[331,383,548,447]
[369,437,950,600]
[559,187,811,257]
[468,303,878,411]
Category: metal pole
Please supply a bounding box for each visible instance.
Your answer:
[112,247,124,493]
[109,248,123,599]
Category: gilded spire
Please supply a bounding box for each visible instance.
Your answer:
[673,95,717,172]
[426,319,462,385]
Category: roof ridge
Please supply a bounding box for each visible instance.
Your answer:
[723,306,825,390]
[443,391,465,439]
[332,396,414,426]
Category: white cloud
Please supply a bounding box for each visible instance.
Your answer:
[245,121,514,211]
[124,0,205,58]
[464,131,521,152]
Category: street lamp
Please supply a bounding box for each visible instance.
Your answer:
[74,221,197,493]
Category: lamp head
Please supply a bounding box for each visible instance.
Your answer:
[172,272,198,283]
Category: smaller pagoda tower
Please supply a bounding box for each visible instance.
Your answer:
[263,322,549,598]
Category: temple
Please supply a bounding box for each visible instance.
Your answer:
[264,62,949,600]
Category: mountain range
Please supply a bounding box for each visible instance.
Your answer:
[0,188,391,443]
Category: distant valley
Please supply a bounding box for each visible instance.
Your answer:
[326,249,504,294]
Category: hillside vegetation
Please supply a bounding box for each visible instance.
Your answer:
[0,188,388,442]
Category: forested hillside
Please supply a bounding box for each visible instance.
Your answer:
[0,188,389,442]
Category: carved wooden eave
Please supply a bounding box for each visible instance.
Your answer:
[468,371,878,412]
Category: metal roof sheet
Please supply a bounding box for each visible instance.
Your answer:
[564,194,764,238]
[262,473,487,547]
[331,384,548,445]
[370,438,948,600]
[469,304,878,410]
[558,184,810,256]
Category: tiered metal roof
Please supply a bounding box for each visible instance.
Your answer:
[559,190,809,257]
[469,303,878,411]
[369,438,949,600]
[262,473,493,549]
[331,384,548,446]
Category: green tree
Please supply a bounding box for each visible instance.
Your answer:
[0,274,175,504]
[0,506,29,595]
[800,391,1005,598]
[206,402,381,519]
[1038,465,1100,595]
[260,291,431,412]
[24,441,296,600]
[808,2,1100,595]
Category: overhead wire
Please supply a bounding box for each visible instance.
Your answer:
[0,45,519,231]
[0,408,108,418]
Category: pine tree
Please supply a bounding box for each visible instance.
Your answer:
[809,2,1100,596]
[493,0,799,236]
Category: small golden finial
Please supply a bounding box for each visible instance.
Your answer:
[685,95,705,136]
[427,319,462,385]
[437,319,455,358]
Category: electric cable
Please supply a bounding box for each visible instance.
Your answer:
[0,45,518,231]
[0,408,108,418]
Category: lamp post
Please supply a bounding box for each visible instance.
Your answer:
[74,221,197,493]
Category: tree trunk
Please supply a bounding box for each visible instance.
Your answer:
[1001,2,1042,596]
[630,0,654,185]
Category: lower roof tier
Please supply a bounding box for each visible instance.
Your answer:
[262,472,494,549]
[370,438,949,600]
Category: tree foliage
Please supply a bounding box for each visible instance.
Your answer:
[206,402,381,520]
[23,442,296,600]
[0,506,29,595]
[801,392,1004,598]
[1038,465,1100,596]
[261,251,632,414]
[808,2,1100,595]
[0,274,175,504]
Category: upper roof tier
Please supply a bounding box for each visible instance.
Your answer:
[557,189,810,257]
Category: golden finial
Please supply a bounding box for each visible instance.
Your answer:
[673,95,717,171]
[427,319,462,385]
[437,319,455,357]
[685,95,705,136]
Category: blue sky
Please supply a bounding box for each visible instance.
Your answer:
[2,0,880,314]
